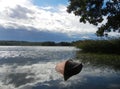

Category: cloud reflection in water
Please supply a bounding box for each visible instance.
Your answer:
[0,46,119,89]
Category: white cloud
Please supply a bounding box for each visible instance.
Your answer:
[108,32,120,37]
[0,0,97,37]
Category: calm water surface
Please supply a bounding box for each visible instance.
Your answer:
[0,46,120,89]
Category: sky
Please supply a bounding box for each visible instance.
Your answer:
[0,0,117,42]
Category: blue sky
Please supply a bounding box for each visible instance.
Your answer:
[0,0,113,42]
[33,0,68,6]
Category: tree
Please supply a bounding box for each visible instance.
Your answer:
[67,0,120,36]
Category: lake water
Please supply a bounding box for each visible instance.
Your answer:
[0,46,120,89]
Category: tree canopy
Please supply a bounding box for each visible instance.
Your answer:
[67,0,120,36]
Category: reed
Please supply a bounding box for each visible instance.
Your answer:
[73,38,120,54]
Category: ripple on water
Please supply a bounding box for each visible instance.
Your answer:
[0,46,119,89]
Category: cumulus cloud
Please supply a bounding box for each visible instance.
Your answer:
[9,5,34,19]
[0,0,97,38]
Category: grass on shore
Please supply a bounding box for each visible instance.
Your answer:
[73,38,120,54]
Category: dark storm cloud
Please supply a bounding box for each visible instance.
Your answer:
[0,26,80,42]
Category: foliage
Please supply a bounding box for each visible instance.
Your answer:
[67,0,120,36]
[72,38,120,54]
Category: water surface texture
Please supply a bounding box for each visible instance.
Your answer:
[0,46,120,89]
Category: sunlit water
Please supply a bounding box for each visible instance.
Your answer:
[0,46,120,89]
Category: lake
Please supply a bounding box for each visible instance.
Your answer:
[0,46,120,89]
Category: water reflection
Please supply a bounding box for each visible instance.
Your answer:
[0,46,119,89]
[0,46,76,65]
[3,73,34,87]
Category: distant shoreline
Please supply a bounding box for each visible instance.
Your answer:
[0,40,72,46]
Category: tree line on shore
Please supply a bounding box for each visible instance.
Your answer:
[0,41,72,46]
